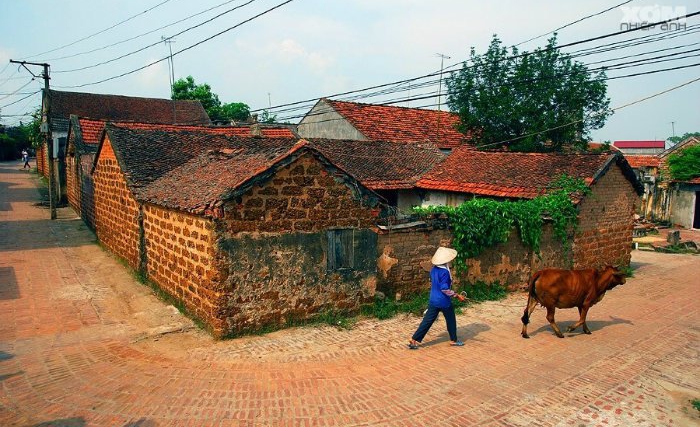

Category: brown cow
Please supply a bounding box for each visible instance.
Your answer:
[521,266,626,339]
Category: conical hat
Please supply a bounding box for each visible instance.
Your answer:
[431,247,457,265]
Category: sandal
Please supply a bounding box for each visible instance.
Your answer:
[450,340,464,346]
[408,340,420,350]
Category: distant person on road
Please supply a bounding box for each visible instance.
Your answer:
[22,149,30,169]
[408,246,466,349]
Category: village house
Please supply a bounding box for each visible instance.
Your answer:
[65,116,297,229]
[623,154,661,218]
[90,123,382,337]
[308,138,445,214]
[39,89,211,203]
[650,136,700,228]
[612,140,666,155]
[297,98,472,151]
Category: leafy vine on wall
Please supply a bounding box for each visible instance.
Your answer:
[413,175,590,272]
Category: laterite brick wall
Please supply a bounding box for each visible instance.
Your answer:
[66,154,80,215]
[222,154,376,234]
[92,137,141,270]
[376,223,569,297]
[36,144,48,177]
[79,155,97,230]
[218,153,378,335]
[143,204,227,335]
[573,164,638,268]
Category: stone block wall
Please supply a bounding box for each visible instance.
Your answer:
[573,164,638,268]
[92,138,141,271]
[142,204,227,335]
[218,230,377,335]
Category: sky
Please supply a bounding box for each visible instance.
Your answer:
[0,0,698,143]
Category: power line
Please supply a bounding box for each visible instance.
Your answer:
[56,0,296,89]
[475,74,700,149]
[42,0,244,62]
[277,61,700,125]
[53,0,260,73]
[0,78,36,101]
[0,90,42,109]
[252,11,699,114]
[271,35,700,121]
[21,0,175,60]
[514,0,635,47]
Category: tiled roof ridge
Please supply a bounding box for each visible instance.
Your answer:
[324,98,458,115]
[49,89,200,104]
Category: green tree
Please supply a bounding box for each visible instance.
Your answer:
[0,112,40,160]
[447,35,611,152]
[668,144,700,181]
[667,132,700,146]
[171,75,250,123]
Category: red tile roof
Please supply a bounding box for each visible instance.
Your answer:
[587,142,619,151]
[417,148,626,199]
[322,99,472,149]
[624,155,660,168]
[76,119,295,146]
[684,177,700,184]
[613,140,665,148]
[47,90,211,132]
[78,118,105,145]
[101,124,379,215]
[307,139,445,190]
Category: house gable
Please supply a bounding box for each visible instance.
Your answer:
[297,99,367,141]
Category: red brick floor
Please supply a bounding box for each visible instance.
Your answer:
[1,160,699,427]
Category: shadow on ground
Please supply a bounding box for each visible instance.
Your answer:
[419,322,491,347]
[528,315,634,338]
[31,418,86,427]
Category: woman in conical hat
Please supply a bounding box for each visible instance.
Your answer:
[408,247,466,349]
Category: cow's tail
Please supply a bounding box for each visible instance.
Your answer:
[521,271,540,325]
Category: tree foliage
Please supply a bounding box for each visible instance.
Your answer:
[172,75,250,123]
[447,35,611,152]
[667,132,700,146]
[668,144,700,182]
[0,111,41,161]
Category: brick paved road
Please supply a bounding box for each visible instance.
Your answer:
[1,161,698,427]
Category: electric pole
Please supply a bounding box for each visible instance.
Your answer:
[436,53,450,112]
[162,36,176,96]
[10,60,56,219]
[435,53,451,147]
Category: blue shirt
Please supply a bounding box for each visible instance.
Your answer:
[429,266,455,308]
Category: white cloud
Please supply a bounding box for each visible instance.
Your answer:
[131,58,170,96]
[266,39,334,74]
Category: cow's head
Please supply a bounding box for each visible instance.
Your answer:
[601,265,626,290]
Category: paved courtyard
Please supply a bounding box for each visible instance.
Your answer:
[1,160,699,427]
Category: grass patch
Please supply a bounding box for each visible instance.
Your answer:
[361,291,430,319]
[618,264,635,278]
[362,281,508,320]
[692,399,700,412]
[459,280,508,303]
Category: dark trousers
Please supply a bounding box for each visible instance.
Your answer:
[412,304,457,342]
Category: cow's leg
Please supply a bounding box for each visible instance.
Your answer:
[520,298,538,339]
[566,307,585,332]
[581,306,592,334]
[546,306,564,338]
[567,306,592,334]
